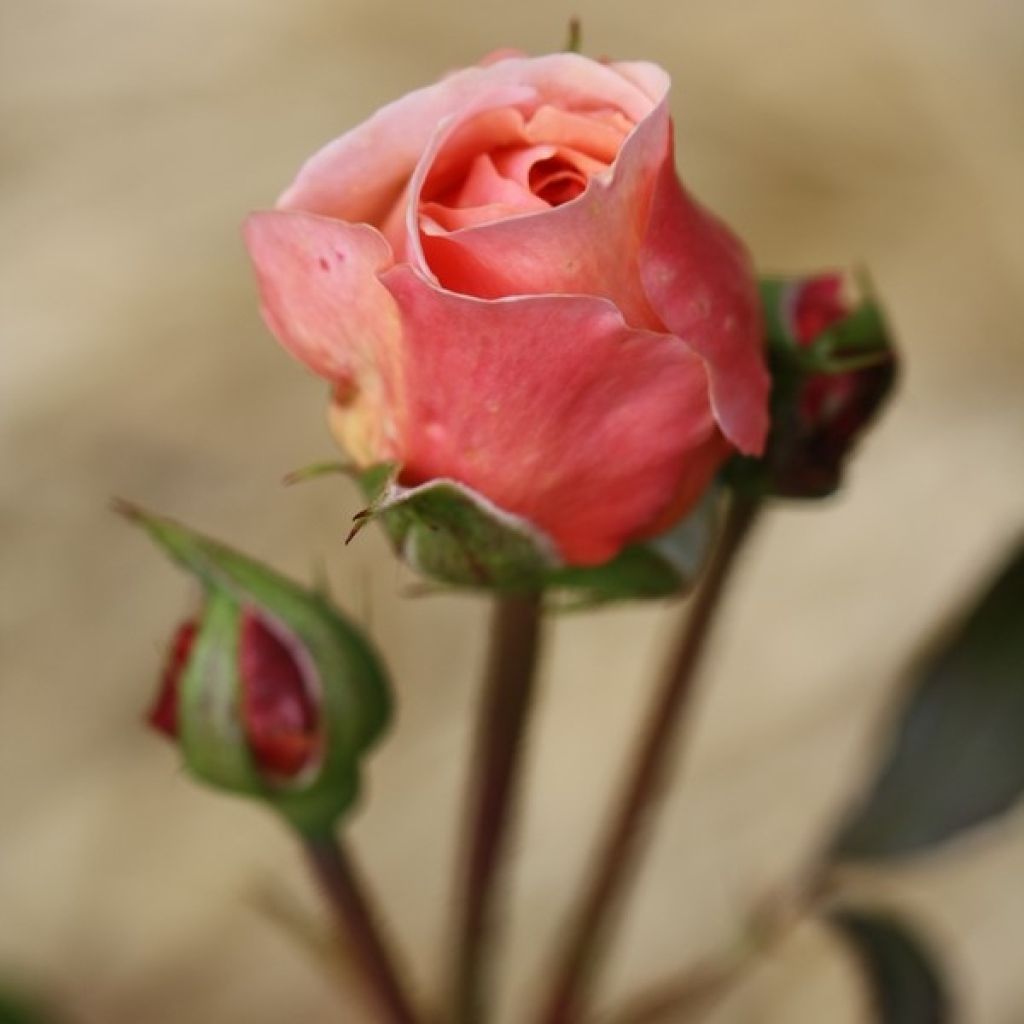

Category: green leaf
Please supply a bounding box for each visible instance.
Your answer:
[0,991,54,1024]
[829,909,950,1023]
[832,538,1024,860]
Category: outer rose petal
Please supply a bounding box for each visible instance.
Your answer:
[278,54,656,228]
[244,211,403,465]
[380,266,718,566]
[639,140,770,454]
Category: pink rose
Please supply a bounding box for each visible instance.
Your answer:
[245,52,769,566]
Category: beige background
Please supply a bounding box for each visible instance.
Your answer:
[2,0,1023,1021]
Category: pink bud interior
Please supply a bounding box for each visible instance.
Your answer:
[148,619,198,738]
[239,610,320,779]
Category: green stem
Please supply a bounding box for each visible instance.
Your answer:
[303,833,422,1024]
[536,497,762,1024]
[450,593,546,1023]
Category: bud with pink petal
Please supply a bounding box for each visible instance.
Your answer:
[727,273,897,499]
[123,504,390,836]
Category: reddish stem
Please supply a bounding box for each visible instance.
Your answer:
[303,834,422,1024]
[537,497,761,1024]
[450,593,545,1023]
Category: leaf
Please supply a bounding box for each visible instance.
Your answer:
[832,538,1024,860]
[829,909,951,1023]
[0,990,54,1024]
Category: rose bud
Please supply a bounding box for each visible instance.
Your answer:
[121,503,390,836]
[150,610,319,780]
[245,52,770,590]
[728,272,897,499]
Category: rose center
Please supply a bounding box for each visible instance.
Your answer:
[528,156,587,206]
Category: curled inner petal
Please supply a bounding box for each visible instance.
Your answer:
[415,101,626,238]
[148,619,198,738]
[528,156,587,205]
[239,611,320,779]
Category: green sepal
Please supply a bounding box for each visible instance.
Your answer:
[121,502,390,836]
[354,467,559,591]
[546,488,719,606]
[758,275,894,375]
[351,467,717,602]
[178,590,262,794]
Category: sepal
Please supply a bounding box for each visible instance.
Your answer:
[350,467,718,602]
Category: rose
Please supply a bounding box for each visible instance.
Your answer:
[245,51,769,567]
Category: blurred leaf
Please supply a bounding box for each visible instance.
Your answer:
[0,990,54,1024]
[830,909,950,1023]
[833,538,1024,859]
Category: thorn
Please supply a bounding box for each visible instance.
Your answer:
[345,517,369,546]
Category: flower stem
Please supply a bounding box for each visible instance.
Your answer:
[450,592,546,1024]
[537,496,762,1024]
[302,833,421,1024]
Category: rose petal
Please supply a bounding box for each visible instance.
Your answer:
[491,143,607,191]
[381,266,718,565]
[639,147,769,454]
[523,104,631,162]
[243,211,404,465]
[608,61,669,103]
[415,88,671,331]
[239,610,319,779]
[278,54,656,227]
[442,151,545,213]
[787,273,847,345]
[148,619,198,738]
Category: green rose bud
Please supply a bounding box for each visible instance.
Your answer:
[121,503,391,837]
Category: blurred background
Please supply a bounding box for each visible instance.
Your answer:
[2,0,1023,1021]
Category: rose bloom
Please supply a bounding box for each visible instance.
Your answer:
[246,52,769,566]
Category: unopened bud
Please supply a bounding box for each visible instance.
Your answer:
[121,503,391,836]
[727,272,897,499]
